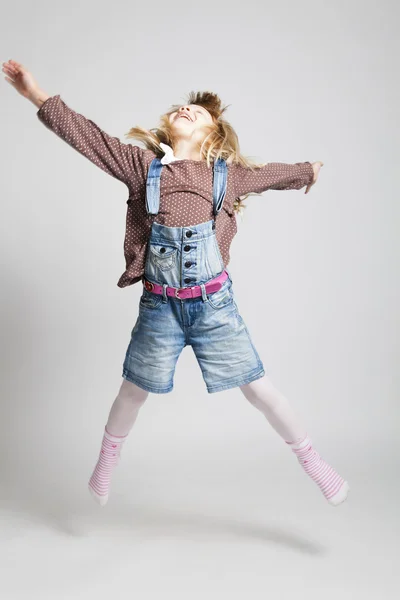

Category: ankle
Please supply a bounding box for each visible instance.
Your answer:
[104,425,128,440]
[285,433,309,450]
[104,425,129,442]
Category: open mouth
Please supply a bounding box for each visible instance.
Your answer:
[178,114,192,121]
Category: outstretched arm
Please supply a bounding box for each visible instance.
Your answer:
[232,160,322,198]
[3,59,146,190]
[34,94,145,188]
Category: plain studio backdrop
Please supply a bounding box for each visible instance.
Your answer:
[0,1,398,599]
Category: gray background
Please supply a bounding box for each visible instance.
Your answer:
[0,0,398,598]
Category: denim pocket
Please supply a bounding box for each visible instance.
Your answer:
[139,288,163,310]
[207,279,233,310]
[149,244,177,271]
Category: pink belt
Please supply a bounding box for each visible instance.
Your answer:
[142,270,229,300]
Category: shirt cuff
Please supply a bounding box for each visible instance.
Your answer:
[36,94,60,117]
[305,161,314,184]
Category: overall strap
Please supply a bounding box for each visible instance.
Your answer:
[145,156,228,217]
[212,157,228,216]
[145,157,163,215]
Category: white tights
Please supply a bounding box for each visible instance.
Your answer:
[105,375,307,444]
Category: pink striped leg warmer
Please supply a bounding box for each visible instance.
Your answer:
[286,434,349,506]
[88,426,128,506]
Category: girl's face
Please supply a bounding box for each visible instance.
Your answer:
[168,104,214,139]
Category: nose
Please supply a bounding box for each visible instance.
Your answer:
[178,106,192,118]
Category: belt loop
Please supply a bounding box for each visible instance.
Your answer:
[162,283,168,302]
[200,282,208,303]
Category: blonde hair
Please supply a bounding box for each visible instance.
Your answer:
[125,90,266,216]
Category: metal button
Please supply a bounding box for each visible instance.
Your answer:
[160,247,166,253]
[184,277,192,284]
[184,245,191,251]
[185,230,192,237]
[185,261,192,268]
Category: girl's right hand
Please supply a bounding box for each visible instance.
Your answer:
[2,59,41,101]
[304,161,324,194]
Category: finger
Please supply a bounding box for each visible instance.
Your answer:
[2,68,15,81]
[8,60,24,74]
[6,63,18,74]
[7,63,20,75]
[3,65,18,79]
[9,59,23,68]
[2,66,16,78]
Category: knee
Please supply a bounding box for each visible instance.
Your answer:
[240,375,268,401]
[240,376,284,410]
[119,378,149,405]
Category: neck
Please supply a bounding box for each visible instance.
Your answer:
[172,139,203,161]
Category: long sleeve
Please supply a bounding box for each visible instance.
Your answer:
[232,161,314,197]
[36,94,146,189]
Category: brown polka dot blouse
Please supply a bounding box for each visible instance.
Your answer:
[37,94,314,288]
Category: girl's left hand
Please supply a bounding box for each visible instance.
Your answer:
[305,161,324,194]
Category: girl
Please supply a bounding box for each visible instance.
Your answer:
[3,59,349,508]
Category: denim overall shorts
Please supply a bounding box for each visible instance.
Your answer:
[122,156,265,394]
